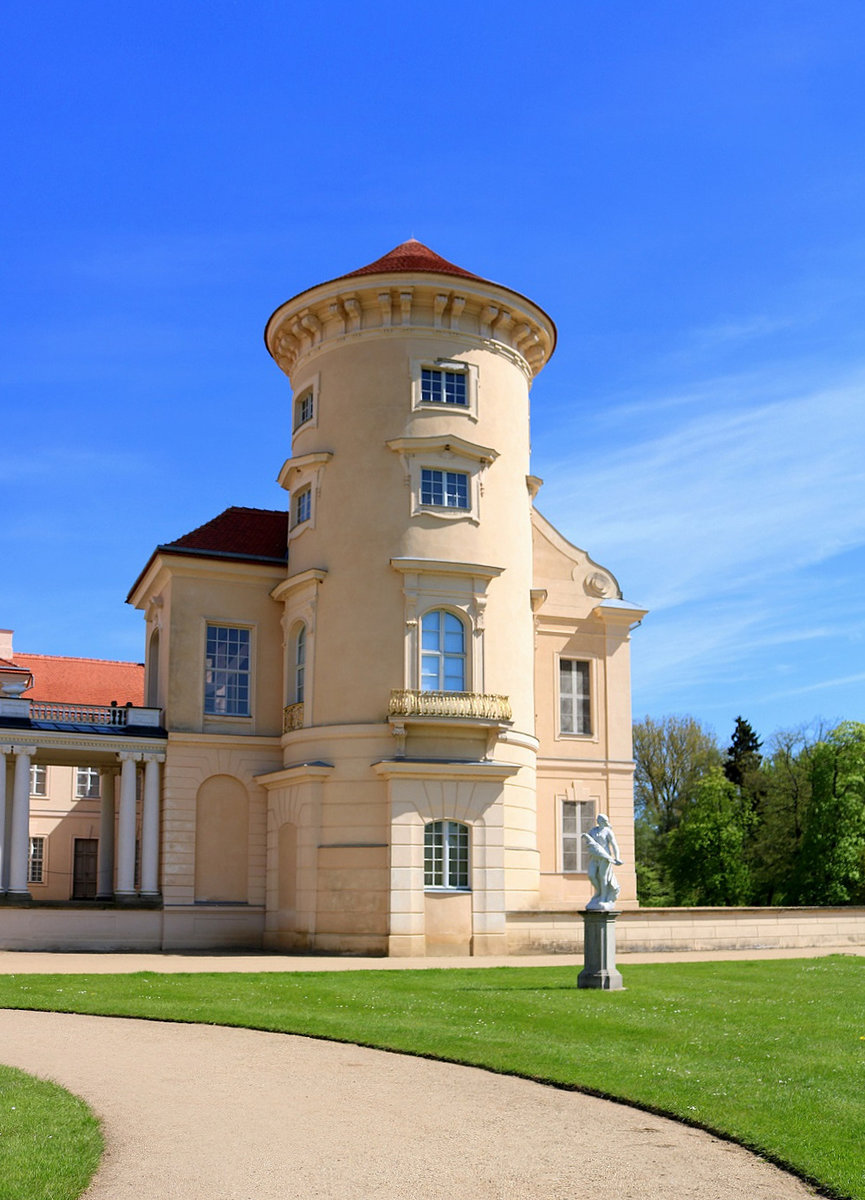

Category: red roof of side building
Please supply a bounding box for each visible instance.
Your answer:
[127,506,288,602]
[16,654,145,706]
[164,506,288,560]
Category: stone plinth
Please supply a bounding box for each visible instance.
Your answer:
[578,909,623,990]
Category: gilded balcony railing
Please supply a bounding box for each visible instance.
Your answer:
[388,690,512,721]
[283,702,304,732]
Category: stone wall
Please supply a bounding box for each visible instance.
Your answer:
[506,906,865,955]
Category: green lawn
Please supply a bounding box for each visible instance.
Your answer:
[0,1065,102,1200]
[1,956,863,1199]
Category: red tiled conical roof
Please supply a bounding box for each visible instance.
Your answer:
[341,239,483,282]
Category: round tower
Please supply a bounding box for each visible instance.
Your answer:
[263,241,556,955]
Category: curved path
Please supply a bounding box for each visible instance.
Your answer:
[0,1010,816,1199]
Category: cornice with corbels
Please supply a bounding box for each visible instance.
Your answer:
[266,277,555,382]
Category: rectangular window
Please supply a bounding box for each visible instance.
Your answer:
[420,469,469,510]
[424,820,470,889]
[28,836,45,884]
[559,659,591,735]
[293,486,312,527]
[294,389,314,429]
[75,767,100,799]
[30,765,47,797]
[561,799,596,873]
[205,625,251,716]
[421,368,467,407]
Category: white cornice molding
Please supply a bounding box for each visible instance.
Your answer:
[372,758,521,782]
[276,450,333,491]
[271,568,327,603]
[386,434,498,464]
[255,761,334,787]
[390,557,504,580]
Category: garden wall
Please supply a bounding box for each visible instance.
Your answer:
[506,906,865,955]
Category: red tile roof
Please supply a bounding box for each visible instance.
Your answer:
[16,654,145,706]
[0,657,31,675]
[127,506,288,602]
[165,506,288,560]
[340,239,483,282]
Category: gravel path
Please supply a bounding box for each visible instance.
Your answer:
[0,1009,817,1199]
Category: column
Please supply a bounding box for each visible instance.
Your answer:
[115,752,139,897]
[139,755,161,896]
[8,746,36,897]
[96,767,117,899]
[0,746,10,894]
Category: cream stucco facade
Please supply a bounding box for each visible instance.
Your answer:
[1,241,645,955]
[123,240,646,956]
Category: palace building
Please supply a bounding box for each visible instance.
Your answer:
[0,241,645,955]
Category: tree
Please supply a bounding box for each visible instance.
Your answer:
[665,768,752,905]
[747,723,824,904]
[724,716,762,789]
[632,715,721,906]
[633,715,722,834]
[788,722,865,906]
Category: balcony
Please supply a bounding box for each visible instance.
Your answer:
[283,702,304,732]
[0,697,163,729]
[388,690,512,721]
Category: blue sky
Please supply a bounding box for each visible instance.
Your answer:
[2,1,864,749]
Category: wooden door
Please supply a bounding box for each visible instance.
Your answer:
[72,838,98,899]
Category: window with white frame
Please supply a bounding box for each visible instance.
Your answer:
[75,767,100,799]
[294,388,314,430]
[293,486,312,528]
[411,359,477,419]
[30,765,47,797]
[421,367,467,407]
[294,625,306,703]
[561,798,596,873]
[204,625,251,716]
[28,836,45,884]
[420,469,469,510]
[424,820,470,889]
[421,610,466,692]
[559,659,591,735]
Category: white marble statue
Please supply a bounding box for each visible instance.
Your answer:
[581,814,623,911]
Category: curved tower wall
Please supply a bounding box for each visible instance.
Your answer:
[263,259,556,954]
[267,272,554,734]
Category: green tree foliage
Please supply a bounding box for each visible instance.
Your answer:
[632,715,721,905]
[665,768,752,905]
[633,715,721,834]
[748,724,823,904]
[724,716,762,789]
[787,722,865,905]
[633,715,865,909]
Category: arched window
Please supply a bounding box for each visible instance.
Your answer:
[294,625,306,703]
[424,820,470,890]
[420,610,466,692]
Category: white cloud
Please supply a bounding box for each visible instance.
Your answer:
[540,367,865,614]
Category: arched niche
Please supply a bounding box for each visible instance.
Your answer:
[194,774,249,902]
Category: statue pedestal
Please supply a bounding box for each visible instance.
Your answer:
[578,909,624,990]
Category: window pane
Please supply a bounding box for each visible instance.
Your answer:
[560,660,590,734]
[205,626,251,716]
